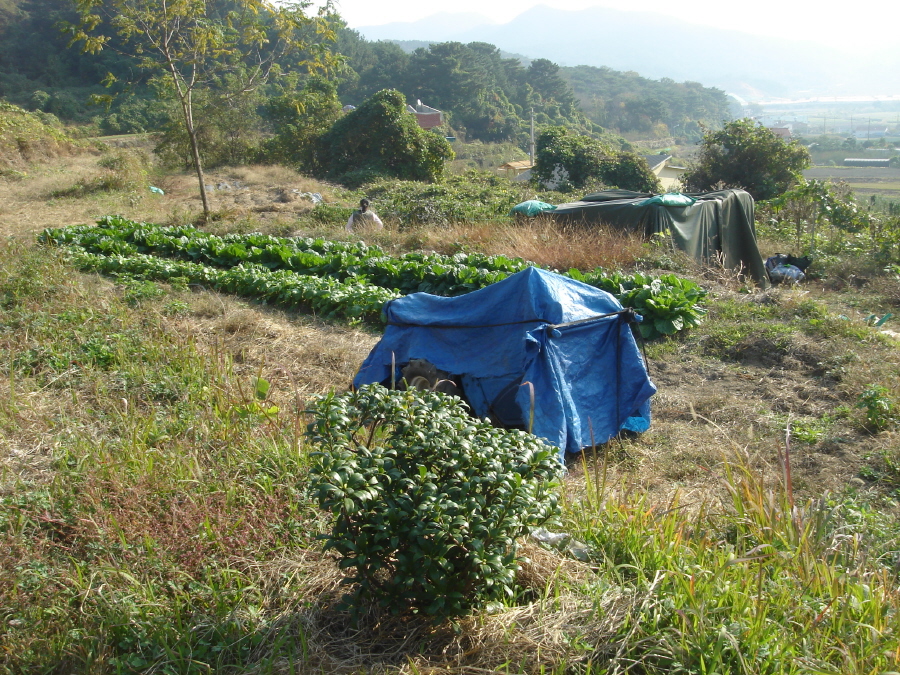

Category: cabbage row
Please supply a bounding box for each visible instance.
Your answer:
[43,215,526,297]
[66,250,400,320]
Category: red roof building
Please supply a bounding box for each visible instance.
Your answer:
[407,100,444,130]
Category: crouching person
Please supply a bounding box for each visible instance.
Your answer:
[346,198,384,233]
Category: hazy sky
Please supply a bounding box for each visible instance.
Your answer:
[330,0,893,51]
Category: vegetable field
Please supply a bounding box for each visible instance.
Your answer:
[42,216,708,338]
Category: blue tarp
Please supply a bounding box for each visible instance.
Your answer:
[353,267,657,457]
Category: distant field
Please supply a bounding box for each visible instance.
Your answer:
[802,166,900,197]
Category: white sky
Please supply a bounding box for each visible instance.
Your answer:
[328,0,895,51]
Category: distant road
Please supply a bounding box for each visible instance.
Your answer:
[758,95,900,106]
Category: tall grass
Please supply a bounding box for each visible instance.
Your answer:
[49,148,150,200]
[381,218,647,272]
[563,446,900,674]
[0,241,322,673]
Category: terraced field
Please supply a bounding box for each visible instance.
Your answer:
[803,166,900,197]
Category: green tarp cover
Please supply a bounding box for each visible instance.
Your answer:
[551,189,769,286]
[510,199,557,216]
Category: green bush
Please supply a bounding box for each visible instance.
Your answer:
[310,202,355,226]
[533,126,661,193]
[307,385,562,619]
[857,385,898,432]
[315,90,453,186]
[682,119,810,201]
[261,75,343,170]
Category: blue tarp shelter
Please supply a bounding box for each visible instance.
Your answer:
[353,267,657,457]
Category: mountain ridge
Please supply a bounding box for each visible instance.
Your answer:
[357,5,899,101]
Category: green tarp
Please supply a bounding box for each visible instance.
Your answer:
[550,189,769,286]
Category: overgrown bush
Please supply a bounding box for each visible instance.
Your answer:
[758,179,900,267]
[682,118,810,201]
[307,385,562,619]
[533,126,661,193]
[0,100,77,168]
[261,75,343,170]
[315,90,453,187]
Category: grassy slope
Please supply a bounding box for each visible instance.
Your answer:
[2,148,900,673]
[0,102,82,172]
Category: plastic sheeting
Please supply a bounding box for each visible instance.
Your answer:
[551,189,769,286]
[510,200,557,216]
[353,267,657,457]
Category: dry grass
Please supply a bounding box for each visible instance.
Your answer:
[222,164,336,197]
[355,217,646,270]
[1,144,644,274]
[232,539,620,675]
[484,218,646,270]
[868,274,900,309]
[168,289,377,401]
[0,148,344,239]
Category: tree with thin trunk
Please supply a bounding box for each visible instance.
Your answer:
[66,0,338,218]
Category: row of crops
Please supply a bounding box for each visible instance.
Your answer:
[41,216,708,338]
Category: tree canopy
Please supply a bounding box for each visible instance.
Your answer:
[332,29,597,145]
[66,0,338,214]
[682,119,811,201]
[1,4,731,152]
[561,66,731,140]
[261,75,343,169]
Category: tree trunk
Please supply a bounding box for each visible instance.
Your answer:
[179,91,210,218]
[188,124,210,218]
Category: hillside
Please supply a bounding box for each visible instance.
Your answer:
[0,0,730,146]
[0,100,79,170]
[2,145,900,673]
[379,38,732,140]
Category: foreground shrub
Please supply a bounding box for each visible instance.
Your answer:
[307,385,562,619]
